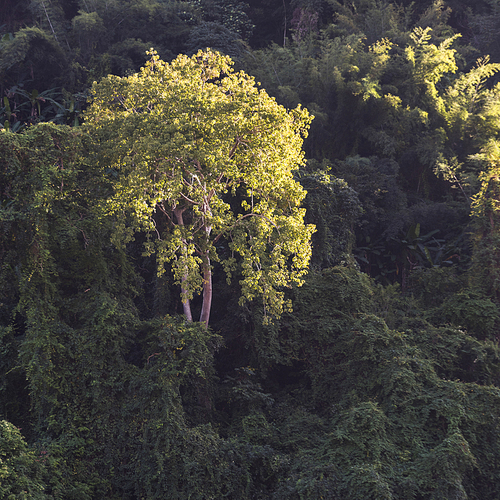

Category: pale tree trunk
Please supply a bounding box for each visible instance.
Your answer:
[181,275,193,322]
[199,250,212,327]
[198,195,213,328]
[196,214,213,412]
[173,207,193,322]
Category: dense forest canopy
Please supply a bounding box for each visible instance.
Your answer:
[2,1,500,499]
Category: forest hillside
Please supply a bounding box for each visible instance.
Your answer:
[3,1,500,498]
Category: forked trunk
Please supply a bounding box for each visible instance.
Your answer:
[173,204,213,327]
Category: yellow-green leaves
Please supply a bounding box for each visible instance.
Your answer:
[84,48,314,324]
[406,27,461,109]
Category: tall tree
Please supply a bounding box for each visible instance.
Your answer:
[84,48,314,326]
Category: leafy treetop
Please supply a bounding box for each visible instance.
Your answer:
[84,48,314,326]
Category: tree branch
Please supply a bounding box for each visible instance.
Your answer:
[180,191,199,205]
[228,137,241,159]
[213,213,279,243]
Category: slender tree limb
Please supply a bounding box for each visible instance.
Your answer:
[41,0,58,42]
[180,191,199,205]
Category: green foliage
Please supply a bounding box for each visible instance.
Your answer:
[427,290,499,339]
[470,140,500,302]
[0,420,48,499]
[0,122,232,496]
[27,0,69,48]
[209,264,494,499]
[191,0,255,40]
[72,10,107,59]
[243,21,500,290]
[106,38,151,76]
[333,156,407,237]
[246,266,374,369]
[404,26,460,107]
[0,86,83,130]
[243,32,398,159]
[299,162,362,268]
[0,27,68,91]
[467,0,500,63]
[243,20,500,205]
[258,267,500,499]
[4,3,500,499]
[410,266,464,308]
[71,0,198,63]
[186,21,246,59]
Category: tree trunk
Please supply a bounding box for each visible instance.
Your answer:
[181,274,193,322]
[173,206,193,322]
[199,251,212,327]
[199,197,213,327]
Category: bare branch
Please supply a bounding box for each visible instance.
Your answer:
[180,192,199,205]
[156,202,173,224]
[228,137,241,159]
[151,216,161,240]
